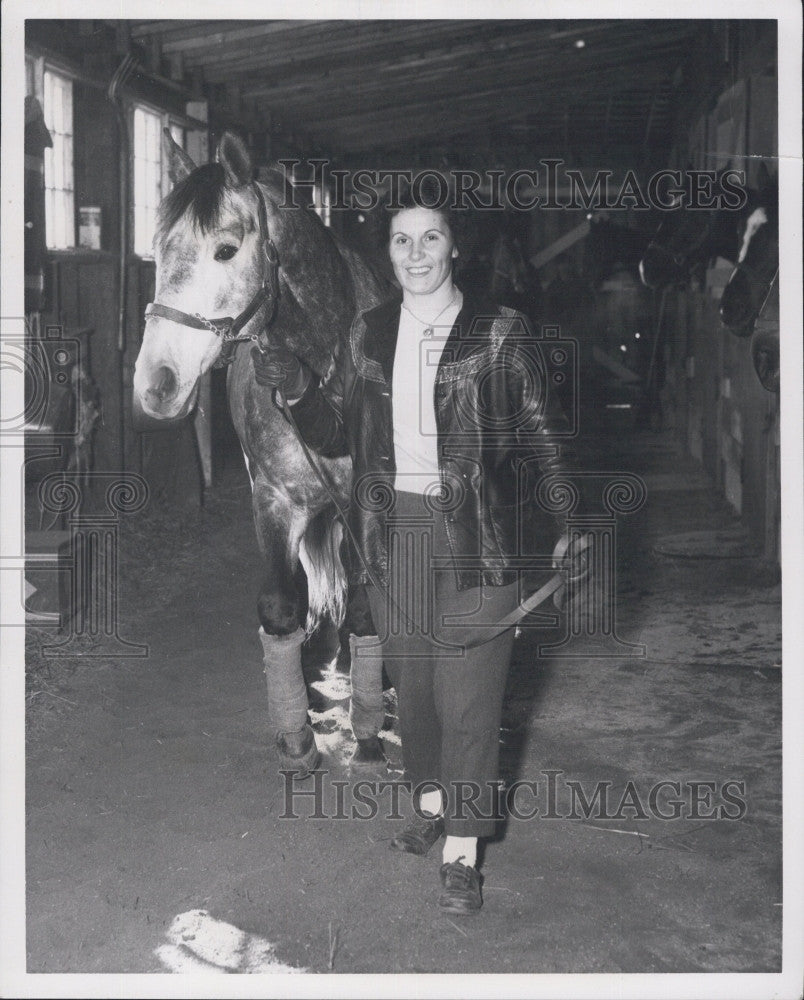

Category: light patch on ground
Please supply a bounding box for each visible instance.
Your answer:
[155,908,306,973]
[309,671,352,701]
[308,703,354,762]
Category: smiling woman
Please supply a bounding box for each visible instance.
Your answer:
[252,172,579,915]
[389,207,458,299]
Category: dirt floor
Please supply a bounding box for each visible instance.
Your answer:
[24,419,782,975]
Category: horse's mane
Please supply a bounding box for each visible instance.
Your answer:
[156,163,229,248]
[155,160,392,346]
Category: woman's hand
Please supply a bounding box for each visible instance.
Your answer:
[551,532,593,611]
[251,344,310,401]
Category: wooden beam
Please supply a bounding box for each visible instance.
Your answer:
[169,51,184,83]
[236,39,688,123]
[197,19,497,75]
[155,20,314,54]
[146,34,162,75]
[273,57,678,139]
[129,20,245,42]
[206,22,693,90]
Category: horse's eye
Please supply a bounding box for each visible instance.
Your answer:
[215,245,238,262]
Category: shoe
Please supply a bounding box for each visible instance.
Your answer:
[438,860,482,914]
[389,815,445,856]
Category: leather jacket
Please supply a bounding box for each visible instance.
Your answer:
[285,286,572,590]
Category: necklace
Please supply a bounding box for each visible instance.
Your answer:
[401,290,461,337]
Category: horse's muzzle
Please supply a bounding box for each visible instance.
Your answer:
[132,371,198,429]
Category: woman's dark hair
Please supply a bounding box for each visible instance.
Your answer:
[366,171,478,275]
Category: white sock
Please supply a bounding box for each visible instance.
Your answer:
[418,788,444,818]
[442,835,477,868]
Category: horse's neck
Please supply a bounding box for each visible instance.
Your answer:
[711,208,744,262]
[257,178,388,372]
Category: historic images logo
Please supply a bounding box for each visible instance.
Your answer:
[2,318,149,655]
[279,159,749,213]
[279,770,748,823]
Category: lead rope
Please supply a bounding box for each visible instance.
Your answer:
[273,386,577,640]
[275,389,398,606]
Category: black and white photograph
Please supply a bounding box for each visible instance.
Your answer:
[1,2,802,996]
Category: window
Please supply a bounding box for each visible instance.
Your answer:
[42,68,75,249]
[132,105,164,257]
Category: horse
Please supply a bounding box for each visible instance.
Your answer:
[583,213,656,289]
[638,167,750,290]
[132,131,390,774]
[719,166,779,392]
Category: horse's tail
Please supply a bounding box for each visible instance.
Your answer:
[298,509,347,633]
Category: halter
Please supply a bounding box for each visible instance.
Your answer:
[144,182,279,369]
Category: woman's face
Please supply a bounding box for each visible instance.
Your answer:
[388,207,458,297]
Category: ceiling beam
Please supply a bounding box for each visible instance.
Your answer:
[197,23,693,88]
[240,39,689,123]
[270,56,680,136]
[171,20,489,74]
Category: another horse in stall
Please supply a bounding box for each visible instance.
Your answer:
[133,131,390,774]
[719,168,779,392]
[639,167,750,290]
[583,212,656,289]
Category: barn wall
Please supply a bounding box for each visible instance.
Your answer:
[29,34,208,509]
[660,24,780,563]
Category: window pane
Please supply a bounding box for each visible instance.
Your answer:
[63,135,74,192]
[52,79,63,133]
[64,189,75,247]
[43,69,75,248]
[134,205,146,256]
[132,105,163,255]
[45,188,55,247]
[63,77,73,125]
[134,155,145,206]
[54,194,65,249]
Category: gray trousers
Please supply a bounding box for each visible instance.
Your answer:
[366,490,519,837]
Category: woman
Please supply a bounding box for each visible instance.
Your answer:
[252,181,573,914]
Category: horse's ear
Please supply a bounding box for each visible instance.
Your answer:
[162,128,196,186]
[217,132,253,189]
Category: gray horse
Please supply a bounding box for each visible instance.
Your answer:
[133,131,389,773]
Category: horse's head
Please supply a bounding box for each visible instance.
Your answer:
[133,131,355,423]
[133,132,275,421]
[639,166,745,289]
[639,191,721,289]
[719,165,779,333]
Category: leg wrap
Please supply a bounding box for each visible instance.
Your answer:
[259,626,308,738]
[348,634,385,740]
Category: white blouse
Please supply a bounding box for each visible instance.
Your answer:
[391,301,462,495]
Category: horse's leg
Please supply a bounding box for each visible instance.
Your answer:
[336,582,373,671]
[343,583,387,770]
[252,481,319,775]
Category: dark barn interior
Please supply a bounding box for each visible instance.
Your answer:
[16,16,791,982]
